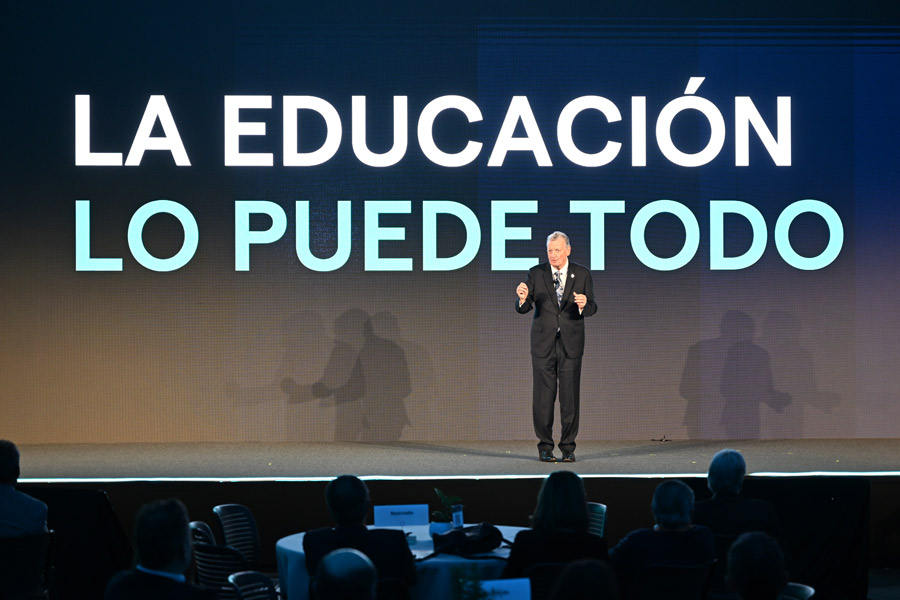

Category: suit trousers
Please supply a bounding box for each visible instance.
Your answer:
[532,333,581,453]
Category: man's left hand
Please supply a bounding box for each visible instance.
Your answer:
[573,293,587,309]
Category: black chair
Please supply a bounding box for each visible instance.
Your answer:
[709,533,739,595]
[587,502,607,538]
[190,520,216,545]
[229,570,279,600]
[778,582,815,600]
[375,576,411,600]
[0,531,53,600]
[214,504,262,570]
[194,542,250,600]
[632,560,715,600]
[525,562,567,600]
[310,574,408,600]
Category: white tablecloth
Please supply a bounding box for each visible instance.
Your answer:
[276,525,524,600]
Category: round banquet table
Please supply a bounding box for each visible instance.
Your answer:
[276,524,525,600]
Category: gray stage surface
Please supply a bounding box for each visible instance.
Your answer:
[18,439,900,480]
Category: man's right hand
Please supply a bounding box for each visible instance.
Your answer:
[516,282,529,304]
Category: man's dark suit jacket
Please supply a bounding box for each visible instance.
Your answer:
[303,525,416,585]
[503,528,609,578]
[516,261,597,358]
[693,492,780,537]
[0,484,48,537]
[693,492,781,593]
[609,525,715,591]
[105,569,217,600]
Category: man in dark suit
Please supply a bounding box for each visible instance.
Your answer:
[0,440,48,537]
[609,480,715,598]
[105,499,216,600]
[516,232,597,462]
[303,475,416,595]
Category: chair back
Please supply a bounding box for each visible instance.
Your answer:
[229,570,279,600]
[190,520,216,545]
[525,562,566,600]
[778,582,815,600]
[0,531,53,600]
[633,560,714,600]
[310,574,407,600]
[587,502,607,537]
[375,576,411,600]
[709,533,739,594]
[194,542,249,600]
[214,504,261,569]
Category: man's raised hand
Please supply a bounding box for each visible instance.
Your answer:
[516,282,529,303]
[573,292,587,309]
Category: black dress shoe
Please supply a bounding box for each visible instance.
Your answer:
[539,450,557,462]
[561,451,576,462]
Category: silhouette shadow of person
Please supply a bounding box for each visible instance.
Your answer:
[759,310,839,437]
[681,311,751,439]
[296,309,411,442]
[681,311,791,439]
[355,315,411,442]
[719,314,791,439]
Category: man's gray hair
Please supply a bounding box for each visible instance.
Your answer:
[547,231,570,247]
[651,480,694,528]
[707,449,747,495]
[315,548,377,600]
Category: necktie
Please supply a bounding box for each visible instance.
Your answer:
[554,271,563,306]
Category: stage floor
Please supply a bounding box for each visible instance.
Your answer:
[19,438,900,480]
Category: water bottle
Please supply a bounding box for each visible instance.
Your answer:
[451,504,464,528]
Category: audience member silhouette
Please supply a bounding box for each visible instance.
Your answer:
[694,450,780,594]
[726,532,789,600]
[0,439,47,537]
[105,498,215,600]
[503,471,608,578]
[315,548,378,600]
[548,558,619,600]
[694,449,779,537]
[609,480,714,596]
[303,475,416,597]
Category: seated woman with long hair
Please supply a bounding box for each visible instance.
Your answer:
[503,470,609,578]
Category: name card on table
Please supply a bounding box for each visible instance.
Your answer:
[373,504,429,526]
[481,578,531,599]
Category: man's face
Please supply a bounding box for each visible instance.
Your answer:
[547,237,571,268]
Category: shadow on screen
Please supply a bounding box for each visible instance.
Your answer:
[758,310,842,438]
[680,311,792,439]
[281,309,416,442]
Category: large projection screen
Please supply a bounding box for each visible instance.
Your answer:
[2,3,899,444]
